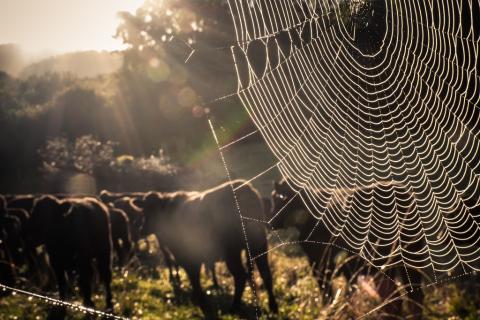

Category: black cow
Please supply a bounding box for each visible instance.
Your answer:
[111,196,144,241]
[27,195,114,311]
[4,208,31,271]
[0,195,19,289]
[136,180,278,317]
[99,190,145,205]
[111,196,185,286]
[270,179,424,319]
[7,195,36,212]
[108,207,133,267]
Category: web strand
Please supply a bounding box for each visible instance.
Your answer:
[225,0,480,275]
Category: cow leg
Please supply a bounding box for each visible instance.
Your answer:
[97,254,113,311]
[307,256,333,301]
[376,275,402,320]
[302,243,334,300]
[25,248,39,280]
[42,251,57,291]
[255,254,278,313]
[406,289,423,320]
[113,239,122,267]
[209,262,220,289]
[0,250,15,289]
[78,259,95,308]
[4,220,25,269]
[161,246,178,285]
[174,263,181,283]
[225,251,247,312]
[45,254,68,320]
[49,254,68,301]
[404,269,423,320]
[184,263,214,318]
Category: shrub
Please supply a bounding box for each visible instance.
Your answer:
[38,135,177,193]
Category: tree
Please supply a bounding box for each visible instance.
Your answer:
[116,0,236,98]
[43,86,107,139]
[113,0,253,163]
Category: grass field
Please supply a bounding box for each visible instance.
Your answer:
[1,239,479,320]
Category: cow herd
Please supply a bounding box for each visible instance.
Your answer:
[0,179,426,319]
[0,180,278,318]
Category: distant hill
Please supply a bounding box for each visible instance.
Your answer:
[0,44,26,76]
[20,50,123,78]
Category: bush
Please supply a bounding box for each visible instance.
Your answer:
[38,135,177,193]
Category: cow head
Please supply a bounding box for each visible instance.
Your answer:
[27,195,71,247]
[270,180,309,229]
[134,192,170,237]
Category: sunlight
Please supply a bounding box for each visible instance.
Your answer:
[1,1,479,319]
[0,0,146,53]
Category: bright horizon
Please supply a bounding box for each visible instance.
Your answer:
[0,0,145,55]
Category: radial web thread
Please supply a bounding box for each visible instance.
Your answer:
[226,0,480,276]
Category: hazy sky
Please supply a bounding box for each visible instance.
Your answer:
[0,0,144,54]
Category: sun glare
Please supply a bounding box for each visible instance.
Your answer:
[0,0,146,54]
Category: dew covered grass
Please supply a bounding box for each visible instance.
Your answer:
[0,244,479,319]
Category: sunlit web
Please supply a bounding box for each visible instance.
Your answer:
[2,0,479,317]
[222,0,480,277]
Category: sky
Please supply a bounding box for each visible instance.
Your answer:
[0,0,145,54]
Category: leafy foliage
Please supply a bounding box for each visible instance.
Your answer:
[0,0,258,193]
[38,135,177,193]
[39,135,116,175]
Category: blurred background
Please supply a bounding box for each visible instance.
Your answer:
[0,0,279,196]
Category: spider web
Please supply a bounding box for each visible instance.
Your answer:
[220,0,480,279]
[2,1,479,317]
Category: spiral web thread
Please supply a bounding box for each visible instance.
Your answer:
[1,1,479,317]
[223,0,480,279]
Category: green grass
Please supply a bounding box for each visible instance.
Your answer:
[1,245,479,319]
